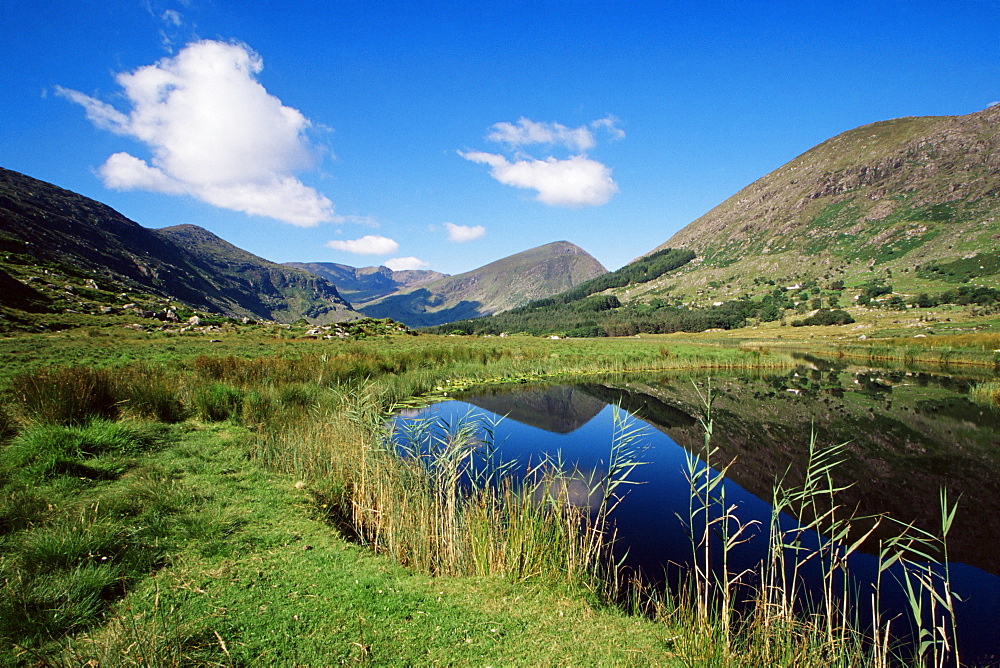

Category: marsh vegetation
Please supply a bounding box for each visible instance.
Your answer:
[0,328,994,664]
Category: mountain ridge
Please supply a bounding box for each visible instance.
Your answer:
[283,262,448,304]
[638,104,1000,302]
[0,166,609,330]
[0,167,358,325]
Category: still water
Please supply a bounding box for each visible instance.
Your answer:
[397,360,1000,664]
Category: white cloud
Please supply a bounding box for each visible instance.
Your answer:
[158,9,185,51]
[54,86,130,132]
[56,40,334,226]
[487,118,596,152]
[161,9,182,26]
[332,214,380,228]
[590,115,626,141]
[484,115,624,152]
[325,235,399,255]
[463,115,623,207]
[443,222,486,243]
[99,152,185,193]
[459,152,619,207]
[385,257,432,271]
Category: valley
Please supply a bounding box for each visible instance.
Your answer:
[3,105,1000,666]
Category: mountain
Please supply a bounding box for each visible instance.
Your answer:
[284,262,447,303]
[0,166,605,330]
[638,104,1000,303]
[351,241,608,328]
[0,167,358,325]
[152,225,358,323]
[435,105,1000,336]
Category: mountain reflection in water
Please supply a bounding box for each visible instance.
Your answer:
[400,365,1000,664]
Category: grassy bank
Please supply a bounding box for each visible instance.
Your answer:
[1,420,679,665]
[0,326,972,664]
[0,330,788,664]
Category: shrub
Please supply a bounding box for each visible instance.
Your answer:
[574,295,621,313]
[859,279,892,299]
[790,309,856,327]
[566,325,605,338]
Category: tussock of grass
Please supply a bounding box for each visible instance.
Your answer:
[0,481,179,660]
[12,366,119,426]
[1,421,161,482]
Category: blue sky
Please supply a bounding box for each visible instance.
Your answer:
[3,1,999,275]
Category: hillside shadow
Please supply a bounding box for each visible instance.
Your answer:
[0,268,51,312]
[359,289,485,327]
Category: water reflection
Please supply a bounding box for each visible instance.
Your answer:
[462,384,606,433]
[399,362,1000,664]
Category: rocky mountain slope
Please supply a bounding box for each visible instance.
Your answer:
[153,225,358,324]
[0,167,357,324]
[284,262,447,304]
[353,241,608,328]
[632,104,1000,305]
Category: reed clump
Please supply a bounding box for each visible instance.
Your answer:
[10,364,187,427]
[661,385,962,667]
[970,381,1000,408]
[252,378,646,592]
[12,366,120,426]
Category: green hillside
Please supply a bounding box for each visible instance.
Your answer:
[155,224,358,324]
[438,106,1000,337]
[639,104,1000,306]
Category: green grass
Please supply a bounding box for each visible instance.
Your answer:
[1,332,739,664]
[970,381,1000,408]
[0,327,977,665]
[2,421,682,666]
[0,423,179,662]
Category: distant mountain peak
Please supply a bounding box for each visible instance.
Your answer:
[283,262,448,305]
[351,241,608,327]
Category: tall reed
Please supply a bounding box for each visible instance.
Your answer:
[669,383,962,666]
[877,489,961,667]
[296,387,649,592]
